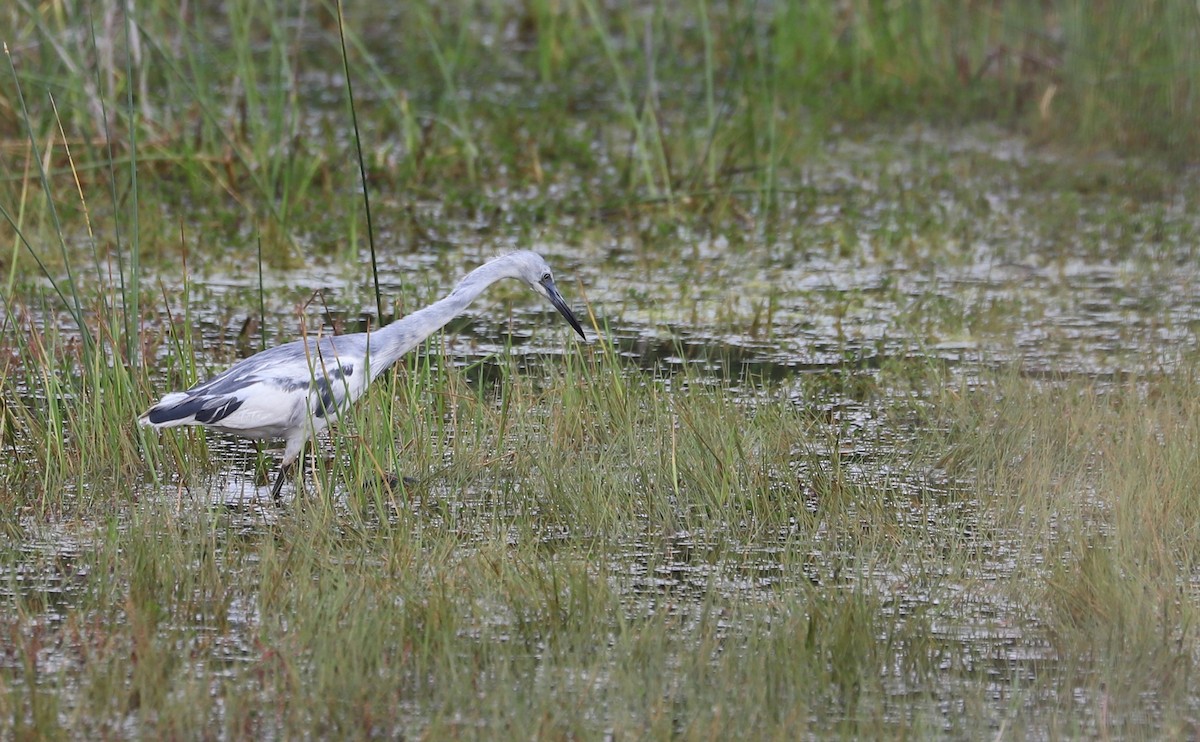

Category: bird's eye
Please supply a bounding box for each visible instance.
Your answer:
[541,272,552,282]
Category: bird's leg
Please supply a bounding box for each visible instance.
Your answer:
[270,436,311,504]
[269,461,294,503]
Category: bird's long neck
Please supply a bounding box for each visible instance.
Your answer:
[364,259,514,378]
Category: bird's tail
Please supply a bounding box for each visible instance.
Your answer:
[138,392,192,429]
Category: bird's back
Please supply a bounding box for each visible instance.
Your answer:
[140,333,371,439]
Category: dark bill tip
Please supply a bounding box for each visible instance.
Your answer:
[543,280,587,341]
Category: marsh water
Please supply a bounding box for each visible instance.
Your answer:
[7,126,1200,734]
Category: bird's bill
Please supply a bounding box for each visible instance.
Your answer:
[541,278,587,340]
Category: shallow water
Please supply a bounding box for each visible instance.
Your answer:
[122,126,1198,389]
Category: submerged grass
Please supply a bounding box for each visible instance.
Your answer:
[935,368,1200,736]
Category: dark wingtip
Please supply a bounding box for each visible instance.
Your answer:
[146,403,191,425]
[143,395,243,426]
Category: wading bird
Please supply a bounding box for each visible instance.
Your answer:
[140,251,586,500]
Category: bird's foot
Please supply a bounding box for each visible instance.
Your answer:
[379,473,420,491]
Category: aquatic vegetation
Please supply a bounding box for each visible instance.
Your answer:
[2,1,1200,737]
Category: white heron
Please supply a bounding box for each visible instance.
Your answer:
[140,250,587,500]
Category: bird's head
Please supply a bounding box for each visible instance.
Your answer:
[508,251,587,341]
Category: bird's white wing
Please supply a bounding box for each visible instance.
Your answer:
[140,337,363,437]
